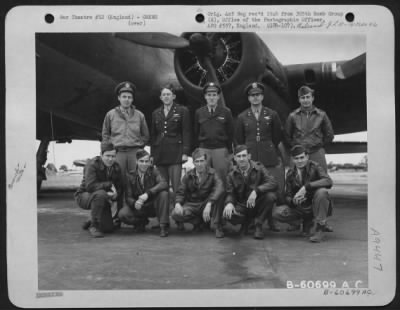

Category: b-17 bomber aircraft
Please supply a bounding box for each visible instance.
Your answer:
[36,32,366,189]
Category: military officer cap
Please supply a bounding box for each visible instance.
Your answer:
[297,85,314,97]
[234,144,248,155]
[203,82,221,94]
[245,82,265,96]
[192,148,207,160]
[290,145,309,157]
[100,141,116,154]
[115,81,136,95]
[136,149,150,160]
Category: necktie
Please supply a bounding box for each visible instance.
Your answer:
[254,109,259,120]
[164,106,170,117]
[211,108,214,115]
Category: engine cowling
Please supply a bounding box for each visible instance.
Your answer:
[174,32,291,119]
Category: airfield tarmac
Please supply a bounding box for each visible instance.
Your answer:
[38,171,368,290]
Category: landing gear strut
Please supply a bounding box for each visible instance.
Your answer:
[37,138,50,192]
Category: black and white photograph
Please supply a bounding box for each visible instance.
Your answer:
[5,5,396,308]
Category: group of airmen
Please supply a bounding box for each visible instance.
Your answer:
[74,80,335,243]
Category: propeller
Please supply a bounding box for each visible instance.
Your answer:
[117,32,228,106]
[336,53,366,79]
[114,32,190,49]
[187,33,226,106]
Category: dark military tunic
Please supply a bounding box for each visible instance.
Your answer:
[151,103,191,165]
[194,105,234,152]
[236,106,283,167]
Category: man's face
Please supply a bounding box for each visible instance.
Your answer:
[118,92,134,109]
[293,152,309,169]
[234,150,251,170]
[101,150,117,167]
[160,88,176,105]
[298,92,314,109]
[204,91,220,107]
[137,155,151,174]
[193,155,207,173]
[248,92,264,106]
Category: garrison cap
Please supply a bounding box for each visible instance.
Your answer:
[192,148,207,160]
[290,145,308,157]
[115,81,136,95]
[136,149,150,160]
[245,82,265,95]
[100,141,116,154]
[234,144,248,155]
[203,82,221,94]
[297,85,314,97]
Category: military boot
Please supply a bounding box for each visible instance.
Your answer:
[268,219,280,232]
[309,223,325,243]
[176,221,185,231]
[254,224,264,240]
[160,224,169,237]
[89,223,104,238]
[322,223,333,232]
[82,219,91,230]
[302,219,314,237]
[215,225,225,238]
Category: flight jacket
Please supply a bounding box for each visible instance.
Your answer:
[285,106,334,153]
[102,105,150,148]
[225,160,277,206]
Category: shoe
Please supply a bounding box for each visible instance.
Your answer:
[322,224,333,232]
[160,225,169,237]
[309,231,325,243]
[239,223,249,235]
[113,218,121,230]
[286,223,301,232]
[176,222,185,231]
[89,225,104,238]
[82,220,91,230]
[301,220,314,237]
[193,223,203,232]
[309,224,325,243]
[134,223,146,233]
[254,224,264,240]
[268,221,280,232]
[215,227,224,238]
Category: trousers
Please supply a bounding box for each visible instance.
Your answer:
[199,147,230,185]
[222,192,276,226]
[75,190,114,232]
[273,188,332,225]
[118,190,170,226]
[157,164,182,210]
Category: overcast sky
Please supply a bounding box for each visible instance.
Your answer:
[38,33,367,169]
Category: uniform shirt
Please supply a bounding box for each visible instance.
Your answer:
[236,106,283,167]
[102,106,150,148]
[285,106,334,153]
[151,103,191,165]
[194,105,234,151]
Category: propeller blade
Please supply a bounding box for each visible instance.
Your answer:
[202,56,226,107]
[114,33,190,49]
[336,53,366,79]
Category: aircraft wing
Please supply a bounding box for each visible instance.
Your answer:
[283,53,367,135]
